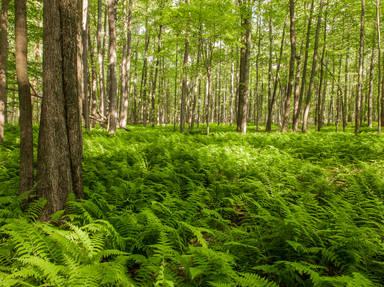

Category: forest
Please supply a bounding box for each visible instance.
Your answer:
[0,0,384,286]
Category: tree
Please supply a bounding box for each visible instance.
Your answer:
[236,0,252,134]
[37,0,83,216]
[281,0,296,132]
[15,0,33,193]
[119,0,133,128]
[377,0,382,133]
[302,0,323,132]
[293,0,314,131]
[0,0,8,143]
[107,0,118,134]
[355,0,365,134]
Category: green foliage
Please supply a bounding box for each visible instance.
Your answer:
[0,126,384,286]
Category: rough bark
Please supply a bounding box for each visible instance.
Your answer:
[15,0,33,193]
[37,0,83,216]
[236,0,252,134]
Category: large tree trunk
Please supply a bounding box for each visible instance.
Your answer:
[282,0,296,132]
[37,0,83,216]
[15,0,33,193]
[236,0,252,134]
[0,0,8,143]
[355,0,365,134]
[107,0,117,134]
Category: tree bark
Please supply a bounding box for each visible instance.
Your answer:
[355,0,365,134]
[38,0,83,216]
[15,0,33,193]
[107,0,117,134]
[282,0,296,132]
[119,0,132,128]
[0,0,8,143]
[293,0,314,131]
[266,21,286,132]
[180,23,189,133]
[377,0,382,133]
[302,0,323,132]
[236,0,252,134]
[81,0,90,130]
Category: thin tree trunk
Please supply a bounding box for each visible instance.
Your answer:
[317,5,328,131]
[107,0,117,134]
[377,0,382,133]
[282,0,296,131]
[180,21,189,132]
[119,0,132,128]
[0,0,8,142]
[81,0,89,130]
[266,21,286,132]
[97,0,106,118]
[355,0,365,134]
[293,0,314,131]
[367,46,374,128]
[151,24,162,127]
[302,0,324,132]
[15,0,33,193]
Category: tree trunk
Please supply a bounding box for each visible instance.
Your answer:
[236,0,252,134]
[180,31,189,132]
[377,0,382,133]
[293,0,314,131]
[97,0,106,118]
[81,0,89,130]
[355,0,365,134]
[302,0,324,132]
[119,0,132,128]
[107,0,117,134]
[15,0,33,193]
[38,0,83,216]
[266,21,286,132]
[282,0,296,132]
[151,24,162,127]
[367,46,374,128]
[317,6,328,131]
[0,0,8,143]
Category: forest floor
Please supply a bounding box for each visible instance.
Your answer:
[0,125,384,286]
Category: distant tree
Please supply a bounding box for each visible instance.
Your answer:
[0,0,8,143]
[107,0,118,134]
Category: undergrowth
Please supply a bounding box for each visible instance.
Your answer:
[0,125,383,286]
